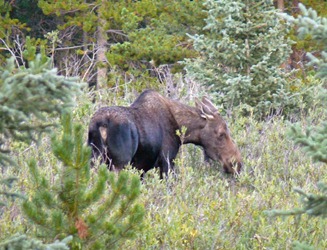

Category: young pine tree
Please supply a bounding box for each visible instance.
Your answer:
[22,113,145,249]
[184,0,294,117]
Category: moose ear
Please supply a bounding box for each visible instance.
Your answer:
[195,98,215,120]
[201,96,218,114]
[195,98,202,110]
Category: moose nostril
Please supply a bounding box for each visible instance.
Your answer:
[237,162,243,171]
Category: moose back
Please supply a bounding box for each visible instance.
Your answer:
[88,90,242,177]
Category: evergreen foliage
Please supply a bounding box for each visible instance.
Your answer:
[0,178,23,207]
[0,54,80,166]
[289,119,327,164]
[184,0,295,117]
[267,4,327,249]
[38,0,204,67]
[21,113,145,249]
[0,48,82,208]
[280,4,327,81]
[0,1,28,63]
[286,3,327,180]
[0,234,72,250]
[1,1,326,249]
[267,182,327,218]
[106,0,205,69]
[281,0,327,79]
[36,0,205,88]
[285,3,327,219]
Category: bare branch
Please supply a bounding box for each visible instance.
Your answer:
[0,38,20,67]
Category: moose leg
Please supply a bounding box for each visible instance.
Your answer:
[158,152,177,180]
[105,121,139,171]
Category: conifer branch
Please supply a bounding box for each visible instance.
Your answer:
[21,113,144,248]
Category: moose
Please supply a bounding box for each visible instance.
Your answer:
[88,90,242,178]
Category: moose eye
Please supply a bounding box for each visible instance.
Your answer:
[218,133,226,140]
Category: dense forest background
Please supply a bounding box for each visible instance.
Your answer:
[0,0,326,249]
[1,0,326,91]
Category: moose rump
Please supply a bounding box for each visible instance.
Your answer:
[88,90,242,177]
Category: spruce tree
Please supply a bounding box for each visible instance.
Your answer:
[280,4,327,81]
[0,47,82,206]
[21,113,145,249]
[184,0,294,117]
[0,54,80,166]
[285,4,327,215]
[267,4,327,249]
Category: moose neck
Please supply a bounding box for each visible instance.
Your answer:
[169,101,205,145]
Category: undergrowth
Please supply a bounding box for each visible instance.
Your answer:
[0,87,326,249]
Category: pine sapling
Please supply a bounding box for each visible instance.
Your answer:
[21,113,144,249]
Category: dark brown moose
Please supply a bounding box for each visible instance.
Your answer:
[88,90,242,178]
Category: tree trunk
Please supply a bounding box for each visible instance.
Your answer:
[292,0,299,14]
[276,0,284,11]
[96,1,108,90]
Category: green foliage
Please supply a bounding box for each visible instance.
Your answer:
[0,0,28,63]
[0,54,81,166]
[119,110,326,249]
[107,0,205,70]
[0,177,23,207]
[21,113,144,249]
[1,84,326,249]
[0,48,82,209]
[267,182,327,218]
[0,234,72,250]
[36,0,205,88]
[1,2,327,249]
[38,0,97,31]
[289,120,327,164]
[267,4,327,249]
[280,0,326,56]
[184,0,297,117]
[292,241,316,250]
[283,3,327,165]
[280,4,327,81]
[22,36,48,63]
[0,1,28,39]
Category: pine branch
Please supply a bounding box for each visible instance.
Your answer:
[267,4,327,249]
[0,234,72,250]
[0,54,82,167]
[288,123,327,163]
[279,3,327,81]
[266,183,327,218]
[21,113,144,248]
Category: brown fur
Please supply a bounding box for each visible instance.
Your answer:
[88,90,242,177]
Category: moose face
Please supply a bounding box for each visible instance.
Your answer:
[196,97,242,174]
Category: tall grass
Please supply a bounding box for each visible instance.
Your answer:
[122,108,326,249]
[0,84,326,249]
